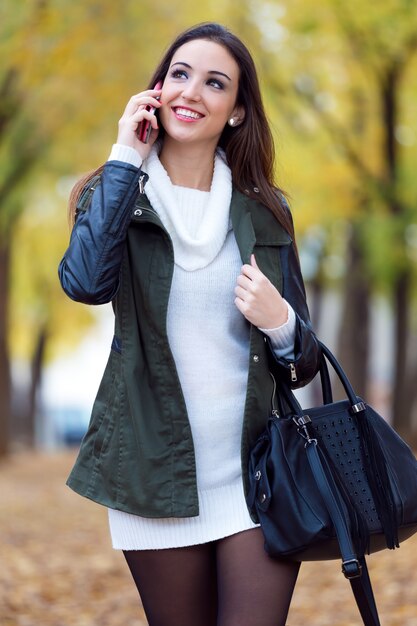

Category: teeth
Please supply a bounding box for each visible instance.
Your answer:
[175,108,202,119]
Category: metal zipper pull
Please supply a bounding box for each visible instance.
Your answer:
[270,372,280,417]
[289,362,297,383]
[138,174,147,194]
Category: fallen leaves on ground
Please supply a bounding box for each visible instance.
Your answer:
[1,451,416,625]
[1,451,146,626]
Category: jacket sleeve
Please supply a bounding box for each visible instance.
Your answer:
[266,236,321,390]
[58,161,141,305]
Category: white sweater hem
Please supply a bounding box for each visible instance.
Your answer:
[108,478,259,550]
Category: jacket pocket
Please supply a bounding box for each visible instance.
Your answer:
[92,346,121,459]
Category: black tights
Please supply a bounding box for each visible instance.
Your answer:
[123,528,300,626]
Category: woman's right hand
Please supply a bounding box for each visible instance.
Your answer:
[116,86,163,160]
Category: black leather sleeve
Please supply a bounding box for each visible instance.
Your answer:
[267,239,321,389]
[58,161,140,305]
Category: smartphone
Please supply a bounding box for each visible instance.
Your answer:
[137,81,163,143]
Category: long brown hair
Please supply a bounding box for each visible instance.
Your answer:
[68,23,293,239]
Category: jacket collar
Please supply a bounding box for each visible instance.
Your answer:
[230,189,291,264]
[132,183,292,264]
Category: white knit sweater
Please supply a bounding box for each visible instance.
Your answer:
[106,144,295,549]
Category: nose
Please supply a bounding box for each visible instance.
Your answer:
[181,79,201,102]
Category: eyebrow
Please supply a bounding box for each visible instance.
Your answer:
[171,61,232,81]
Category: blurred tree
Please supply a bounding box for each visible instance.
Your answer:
[9,186,98,447]
[0,12,44,453]
[0,1,147,454]
[331,0,417,438]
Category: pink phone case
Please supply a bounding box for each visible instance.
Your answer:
[137,82,162,143]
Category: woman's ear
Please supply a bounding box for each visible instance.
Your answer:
[230,105,245,126]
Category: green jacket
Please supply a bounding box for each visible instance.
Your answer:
[59,161,320,519]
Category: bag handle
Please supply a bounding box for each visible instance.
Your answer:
[319,350,333,404]
[277,341,364,417]
[318,341,365,410]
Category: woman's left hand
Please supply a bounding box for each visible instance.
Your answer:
[234,254,288,329]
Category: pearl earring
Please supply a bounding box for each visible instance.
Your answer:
[228,118,236,127]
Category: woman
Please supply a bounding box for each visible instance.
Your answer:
[59,22,320,626]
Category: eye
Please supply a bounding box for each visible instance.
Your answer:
[207,78,224,90]
[170,69,188,79]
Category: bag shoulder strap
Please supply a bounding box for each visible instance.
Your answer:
[305,438,381,626]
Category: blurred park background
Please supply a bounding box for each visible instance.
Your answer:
[1,0,417,624]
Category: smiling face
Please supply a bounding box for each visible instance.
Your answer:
[159,39,244,150]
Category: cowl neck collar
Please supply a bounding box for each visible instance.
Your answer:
[141,146,232,271]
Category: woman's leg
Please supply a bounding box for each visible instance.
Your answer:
[216,528,300,626]
[123,543,218,626]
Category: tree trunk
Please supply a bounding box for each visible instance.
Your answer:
[402,333,417,448]
[308,273,324,334]
[391,268,413,439]
[25,324,48,447]
[0,238,11,457]
[380,66,414,440]
[337,223,370,400]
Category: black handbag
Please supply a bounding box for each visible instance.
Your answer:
[247,340,417,626]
